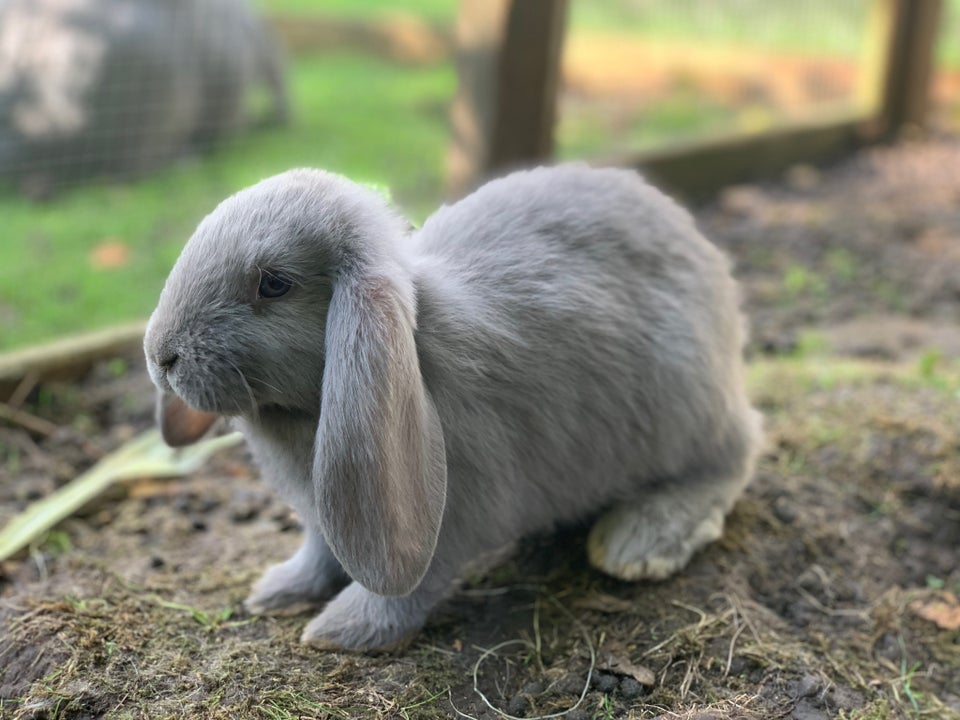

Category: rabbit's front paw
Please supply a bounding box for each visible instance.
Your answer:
[244,533,349,615]
[300,582,427,652]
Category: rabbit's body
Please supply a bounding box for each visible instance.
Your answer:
[145,164,761,651]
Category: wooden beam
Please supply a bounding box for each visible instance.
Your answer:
[865,0,944,134]
[0,321,147,400]
[445,0,568,199]
[621,112,877,201]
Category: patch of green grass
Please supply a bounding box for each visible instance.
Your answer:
[925,575,946,590]
[783,264,828,299]
[154,599,246,630]
[258,0,455,25]
[257,692,354,720]
[570,0,871,56]
[1,53,453,350]
[558,91,740,159]
[898,637,925,713]
[839,698,896,720]
[789,330,830,359]
[824,248,858,283]
[918,349,944,384]
[40,531,73,558]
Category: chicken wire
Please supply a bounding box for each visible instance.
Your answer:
[0,0,287,198]
[558,0,877,159]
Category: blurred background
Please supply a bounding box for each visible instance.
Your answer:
[0,0,955,351]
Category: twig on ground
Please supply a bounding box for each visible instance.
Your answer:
[0,402,60,438]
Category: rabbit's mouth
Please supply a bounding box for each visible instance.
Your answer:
[157,361,255,417]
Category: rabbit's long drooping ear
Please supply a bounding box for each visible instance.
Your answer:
[314,270,447,598]
[158,393,219,447]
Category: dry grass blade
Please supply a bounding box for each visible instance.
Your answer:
[0,429,242,561]
[452,589,596,720]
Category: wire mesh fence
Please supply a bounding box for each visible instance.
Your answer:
[0,0,288,198]
[557,0,877,159]
[0,0,953,350]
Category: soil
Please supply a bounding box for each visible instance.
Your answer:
[2,134,960,720]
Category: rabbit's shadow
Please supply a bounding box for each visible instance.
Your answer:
[426,524,617,646]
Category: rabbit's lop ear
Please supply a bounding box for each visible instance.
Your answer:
[158,393,219,447]
[314,272,447,597]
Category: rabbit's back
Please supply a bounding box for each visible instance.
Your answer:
[411,165,753,536]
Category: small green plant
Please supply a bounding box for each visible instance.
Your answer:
[42,530,73,557]
[593,693,616,720]
[825,248,857,282]
[918,349,942,381]
[399,687,449,719]
[898,636,925,712]
[790,330,829,359]
[925,575,946,590]
[783,264,827,299]
[107,358,129,378]
[157,599,235,629]
[839,698,895,720]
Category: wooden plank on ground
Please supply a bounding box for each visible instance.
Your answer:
[622,112,876,200]
[0,321,147,400]
[446,0,569,199]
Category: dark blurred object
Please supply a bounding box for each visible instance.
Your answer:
[0,0,288,199]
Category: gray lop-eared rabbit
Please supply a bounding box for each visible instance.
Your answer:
[0,0,287,197]
[144,164,763,651]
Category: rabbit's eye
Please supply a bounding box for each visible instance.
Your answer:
[258,270,292,299]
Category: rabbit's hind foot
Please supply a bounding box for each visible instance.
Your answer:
[586,484,738,582]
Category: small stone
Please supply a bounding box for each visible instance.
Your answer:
[591,672,618,694]
[274,510,302,532]
[773,496,798,524]
[558,671,585,695]
[794,673,822,699]
[520,681,543,697]
[198,498,220,513]
[506,694,528,717]
[229,491,264,522]
[728,656,749,676]
[619,677,644,699]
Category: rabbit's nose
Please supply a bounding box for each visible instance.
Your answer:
[158,350,179,372]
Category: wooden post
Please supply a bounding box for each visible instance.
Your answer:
[445,0,569,199]
[863,0,943,135]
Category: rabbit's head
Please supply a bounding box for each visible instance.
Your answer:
[145,169,447,596]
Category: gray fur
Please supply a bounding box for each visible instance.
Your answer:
[144,164,763,651]
[0,0,288,197]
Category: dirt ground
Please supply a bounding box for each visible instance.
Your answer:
[2,135,960,719]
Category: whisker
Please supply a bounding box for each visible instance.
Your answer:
[246,373,284,396]
[228,360,259,420]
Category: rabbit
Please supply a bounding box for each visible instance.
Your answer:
[0,0,288,198]
[144,164,763,652]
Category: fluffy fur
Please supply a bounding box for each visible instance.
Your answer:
[144,164,763,651]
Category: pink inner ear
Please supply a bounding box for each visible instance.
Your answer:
[159,394,219,447]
